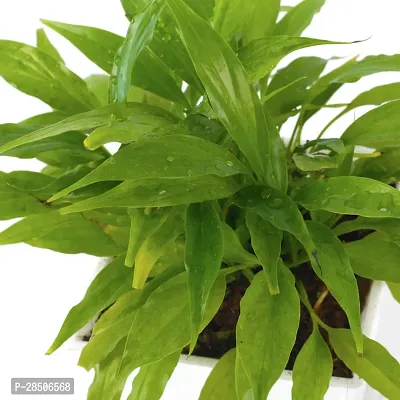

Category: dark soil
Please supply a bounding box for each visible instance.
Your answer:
[185,266,371,379]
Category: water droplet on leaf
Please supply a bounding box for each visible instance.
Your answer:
[166,156,174,162]
[269,198,284,209]
[109,157,116,165]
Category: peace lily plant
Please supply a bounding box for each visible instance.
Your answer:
[1,0,400,398]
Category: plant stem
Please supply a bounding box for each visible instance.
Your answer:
[242,268,255,283]
[296,281,331,331]
[314,288,329,311]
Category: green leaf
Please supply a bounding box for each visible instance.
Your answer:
[293,153,338,171]
[213,0,279,42]
[306,55,400,120]
[0,40,99,114]
[0,210,123,256]
[87,340,127,400]
[354,148,400,183]
[166,0,287,191]
[127,351,180,400]
[58,175,245,214]
[6,171,54,192]
[109,0,164,103]
[341,100,400,148]
[329,329,400,399]
[265,57,328,123]
[221,222,258,266]
[125,208,162,267]
[306,221,363,354]
[233,185,317,258]
[0,126,107,168]
[83,208,131,227]
[274,0,326,36]
[85,272,226,399]
[260,77,306,104]
[36,28,63,62]
[235,349,252,400]
[239,36,341,82]
[212,0,246,40]
[334,216,400,242]
[246,210,282,295]
[49,135,248,201]
[242,0,280,43]
[294,176,400,218]
[41,20,188,106]
[185,202,223,351]
[134,207,183,288]
[345,239,400,282]
[335,82,400,122]
[84,110,179,150]
[0,102,176,155]
[0,172,45,220]
[79,265,183,370]
[46,255,131,354]
[237,265,300,400]
[20,111,68,126]
[85,74,109,106]
[199,348,237,400]
[292,327,332,400]
[387,282,400,303]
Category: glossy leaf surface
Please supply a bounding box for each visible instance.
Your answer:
[127,351,180,400]
[307,221,362,353]
[36,28,63,62]
[0,40,99,114]
[239,36,340,82]
[185,202,223,351]
[79,266,183,370]
[330,329,400,399]
[167,0,286,190]
[246,210,282,295]
[0,210,123,256]
[109,0,164,103]
[221,222,258,266]
[292,327,332,400]
[295,177,400,218]
[199,348,237,400]
[84,109,179,150]
[47,256,131,354]
[42,20,187,105]
[134,207,183,288]
[0,103,160,155]
[274,0,326,36]
[49,135,247,201]
[0,172,45,220]
[345,239,400,282]
[84,272,226,399]
[233,185,316,257]
[237,266,299,400]
[341,100,400,148]
[59,176,245,214]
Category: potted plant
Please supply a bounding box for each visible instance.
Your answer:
[1,0,400,398]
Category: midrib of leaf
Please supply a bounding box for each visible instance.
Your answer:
[112,284,189,395]
[339,338,400,393]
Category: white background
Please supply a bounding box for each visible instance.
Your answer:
[0,0,399,399]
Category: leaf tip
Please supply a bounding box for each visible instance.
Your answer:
[269,287,280,296]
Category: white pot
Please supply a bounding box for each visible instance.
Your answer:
[68,267,384,400]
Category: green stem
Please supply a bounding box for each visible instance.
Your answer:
[242,268,255,283]
[296,281,331,331]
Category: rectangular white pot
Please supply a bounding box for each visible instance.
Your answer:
[68,271,384,400]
